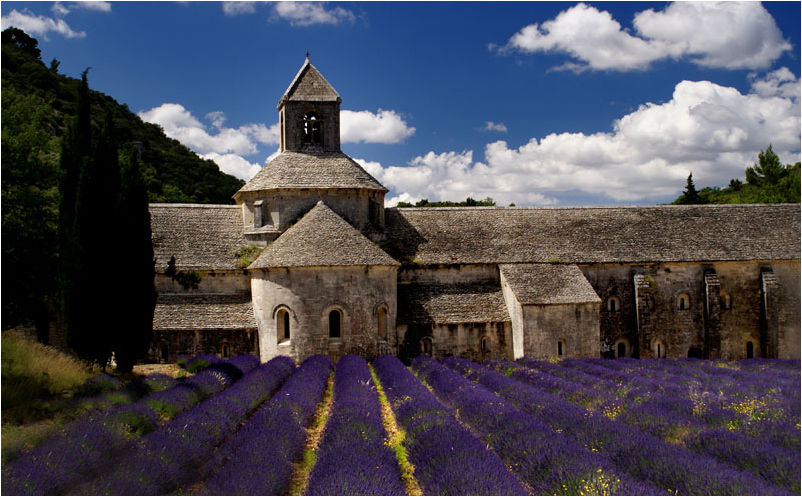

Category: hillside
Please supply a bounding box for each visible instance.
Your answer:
[1,28,244,332]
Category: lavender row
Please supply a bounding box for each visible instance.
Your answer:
[446,358,786,496]
[412,356,659,495]
[1,355,257,496]
[202,355,333,495]
[372,355,528,495]
[305,355,405,495]
[73,355,295,495]
[503,359,799,493]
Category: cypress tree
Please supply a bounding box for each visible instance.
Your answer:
[115,148,156,372]
[677,172,704,205]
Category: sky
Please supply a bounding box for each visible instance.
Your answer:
[2,1,800,206]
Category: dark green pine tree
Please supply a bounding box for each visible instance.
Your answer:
[746,144,785,187]
[676,172,705,205]
[114,148,156,372]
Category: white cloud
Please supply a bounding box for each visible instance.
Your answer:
[481,121,508,132]
[364,77,800,205]
[749,67,800,102]
[52,2,111,16]
[1,9,85,39]
[201,152,262,180]
[272,2,356,26]
[139,103,279,156]
[222,1,256,16]
[498,2,791,72]
[341,109,415,143]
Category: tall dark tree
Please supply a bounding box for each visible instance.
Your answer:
[114,148,156,372]
[676,172,705,205]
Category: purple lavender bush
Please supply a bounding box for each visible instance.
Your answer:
[304,355,405,496]
[373,355,528,495]
[448,357,786,496]
[202,355,333,495]
[413,356,659,496]
[73,355,296,495]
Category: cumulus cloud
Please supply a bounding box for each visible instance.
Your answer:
[52,2,111,16]
[363,76,800,205]
[481,121,508,132]
[749,67,800,102]
[341,109,415,143]
[1,9,85,39]
[222,1,256,16]
[497,2,791,72]
[272,2,356,26]
[201,152,263,180]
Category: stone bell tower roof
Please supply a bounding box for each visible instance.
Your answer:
[278,56,340,109]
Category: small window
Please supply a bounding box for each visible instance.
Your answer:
[720,291,732,310]
[277,308,290,343]
[617,341,626,358]
[420,337,432,356]
[303,112,322,145]
[608,296,621,313]
[557,340,565,357]
[677,293,690,311]
[160,344,169,363]
[746,341,755,359]
[481,336,490,354]
[221,343,231,359]
[377,306,387,341]
[329,309,342,339]
[653,339,667,358]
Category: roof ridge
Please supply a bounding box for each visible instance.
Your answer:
[392,203,798,211]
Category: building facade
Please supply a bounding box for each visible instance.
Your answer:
[149,59,801,364]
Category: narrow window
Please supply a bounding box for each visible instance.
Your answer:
[617,342,626,358]
[557,340,564,357]
[420,337,432,356]
[657,343,662,358]
[720,291,732,310]
[746,341,755,359]
[329,309,342,339]
[677,293,690,311]
[654,339,667,358]
[481,336,490,354]
[377,306,387,341]
[303,112,322,145]
[221,343,230,359]
[608,296,620,312]
[160,344,169,363]
[277,309,290,343]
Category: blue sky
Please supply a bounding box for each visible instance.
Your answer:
[2,1,800,206]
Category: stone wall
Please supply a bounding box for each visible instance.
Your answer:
[251,265,398,363]
[281,100,340,152]
[148,328,258,363]
[155,270,250,294]
[521,302,600,359]
[398,263,498,285]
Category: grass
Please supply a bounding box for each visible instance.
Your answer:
[1,329,97,462]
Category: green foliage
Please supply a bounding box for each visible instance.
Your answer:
[672,147,800,205]
[165,256,202,290]
[396,196,496,207]
[675,173,706,205]
[234,244,263,268]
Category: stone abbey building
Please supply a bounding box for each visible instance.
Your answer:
[149,59,801,364]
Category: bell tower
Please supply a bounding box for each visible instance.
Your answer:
[278,55,341,153]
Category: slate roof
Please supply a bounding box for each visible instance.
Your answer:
[397,283,510,324]
[249,201,400,269]
[150,204,246,271]
[236,151,387,195]
[501,264,601,305]
[153,294,256,330]
[384,204,800,265]
[279,58,340,106]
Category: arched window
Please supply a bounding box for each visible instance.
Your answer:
[557,340,565,357]
[329,309,342,339]
[221,342,230,359]
[653,339,667,358]
[720,291,732,310]
[677,293,690,311]
[481,336,490,354]
[420,337,432,356]
[746,340,755,359]
[303,112,322,145]
[377,306,388,341]
[277,308,290,343]
[608,296,621,312]
[160,344,169,363]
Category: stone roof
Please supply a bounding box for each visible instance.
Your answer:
[279,59,340,107]
[153,294,256,330]
[236,151,387,195]
[501,264,601,305]
[249,201,400,269]
[397,283,510,324]
[384,204,800,265]
[150,204,246,271]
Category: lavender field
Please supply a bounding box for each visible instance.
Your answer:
[3,354,799,495]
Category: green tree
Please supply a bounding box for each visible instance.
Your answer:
[746,144,785,186]
[674,173,705,205]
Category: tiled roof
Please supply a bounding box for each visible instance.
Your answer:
[501,264,601,305]
[236,151,386,194]
[397,283,510,324]
[384,204,800,265]
[249,201,400,269]
[279,59,340,106]
[152,294,256,330]
[150,204,247,271]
